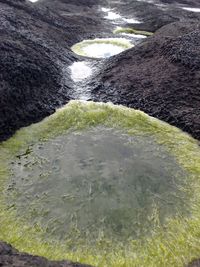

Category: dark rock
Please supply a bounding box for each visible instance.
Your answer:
[187,259,200,267]
[0,0,200,266]
[90,21,200,141]
[107,0,200,32]
[1,0,200,141]
[0,241,93,267]
[0,0,106,141]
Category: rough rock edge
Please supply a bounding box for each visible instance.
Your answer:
[0,241,94,267]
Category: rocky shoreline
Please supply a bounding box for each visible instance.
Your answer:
[0,0,200,266]
[0,0,200,141]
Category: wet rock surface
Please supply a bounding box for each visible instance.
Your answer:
[1,0,200,141]
[0,241,92,267]
[0,0,109,141]
[90,21,200,140]
[0,0,200,266]
[105,0,200,32]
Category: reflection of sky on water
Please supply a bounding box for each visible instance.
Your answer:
[83,43,125,58]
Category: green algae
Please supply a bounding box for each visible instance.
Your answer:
[71,38,133,58]
[6,128,189,243]
[114,27,153,36]
[0,100,200,267]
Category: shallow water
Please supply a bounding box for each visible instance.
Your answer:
[121,32,147,38]
[102,7,141,24]
[6,127,188,242]
[71,38,133,58]
[182,7,200,13]
[69,62,92,82]
[82,43,125,58]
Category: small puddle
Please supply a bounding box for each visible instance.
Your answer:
[71,38,133,58]
[69,61,93,100]
[69,62,92,82]
[101,7,141,24]
[6,127,188,241]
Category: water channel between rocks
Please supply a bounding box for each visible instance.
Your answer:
[6,127,189,243]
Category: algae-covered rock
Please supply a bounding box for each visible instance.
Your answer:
[113,27,153,36]
[0,101,200,267]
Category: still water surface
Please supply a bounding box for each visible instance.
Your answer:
[7,127,188,241]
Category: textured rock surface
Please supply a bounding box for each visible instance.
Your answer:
[0,0,200,266]
[90,21,200,140]
[0,0,110,141]
[107,0,200,32]
[0,0,75,141]
[0,242,93,267]
[1,0,200,141]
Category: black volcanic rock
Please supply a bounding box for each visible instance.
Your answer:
[0,0,200,266]
[107,0,200,32]
[90,21,200,141]
[0,0,74,141]
[0,241,93,267]
[1,0,200,141]
[188,259,200,267]
[0,0,107,141]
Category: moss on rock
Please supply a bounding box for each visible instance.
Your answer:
[71,38,133,58]
[0,101,200,267]
[113,27,153,36]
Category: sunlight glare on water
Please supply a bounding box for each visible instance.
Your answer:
[82,43,125,58]
[182,7,200,12]
[69,62,92,82]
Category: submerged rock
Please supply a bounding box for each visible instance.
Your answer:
[90,21,200,140]
[0,241,93,267]
[0,100,200,267]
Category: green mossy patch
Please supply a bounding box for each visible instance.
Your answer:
[114,27,153,36]
[71,38,133,58]
[0,101,200,267]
